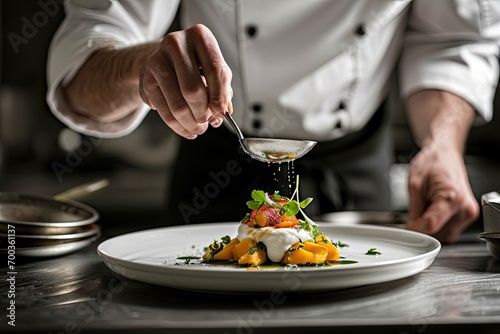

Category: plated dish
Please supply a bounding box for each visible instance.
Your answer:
[97,222,440,293]
[98,182,440,292]
[202,188,341,267]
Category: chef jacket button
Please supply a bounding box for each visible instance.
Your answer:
[252,103,262,112]
[252,119,262,129]
[355,24,366,36]
[246,25,258,38]
[334,120,343,130]
[338,101,346,110]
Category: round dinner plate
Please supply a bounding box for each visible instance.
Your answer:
[97,222,441,293]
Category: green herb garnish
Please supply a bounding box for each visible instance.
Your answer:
[366,248,381,255]
[177,256,201,264]
[247,242,266,256]
[328,259,358,265]
[299,219,321,238]
[248,245,258,255]
[221,235,231,244]
[272,191,284,200]
[245,181,312,219]
[286,244,304,255]
[337,241,349,248]
[246,190,269,210]
[240,213,250,223]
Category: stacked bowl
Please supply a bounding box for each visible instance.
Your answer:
[478,191,500,261]
[0,191,100,257]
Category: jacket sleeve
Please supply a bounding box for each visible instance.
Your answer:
[46,0,180,138]
[400,0,500,124]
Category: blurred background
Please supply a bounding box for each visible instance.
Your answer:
[0,0,181,234]
[1,0,500,233]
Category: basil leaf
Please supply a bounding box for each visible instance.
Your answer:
[246,200,262,210]
[251,190,266,202]
[285,201,299,217]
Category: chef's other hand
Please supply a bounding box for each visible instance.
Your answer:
[406,145,479,243]
[140,24,233,139]
[404,90,480,243]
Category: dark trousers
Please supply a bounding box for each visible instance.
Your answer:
[164,103,394,225]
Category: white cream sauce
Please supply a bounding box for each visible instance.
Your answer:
[237,224,313,262]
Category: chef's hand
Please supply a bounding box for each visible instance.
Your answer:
[405,90,479,243]
[139,24,233,139]
[406,144,479,243]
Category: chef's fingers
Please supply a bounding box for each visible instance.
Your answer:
[432,191,479,243]
[406,169,428,227]
[145,76,199,139]
[162,30,214,127]
[190,24,233,122]
[432,210,475,244]
[411,195,458,235]
[410,185,478,240]
[155,67,209,137]
[146,32,210,137]
[139,45,202,138]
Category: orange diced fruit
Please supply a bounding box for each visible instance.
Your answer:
[238,248,267,266]
[213,238,239,261]
[233,238,256,259]
[281,241,328,265]
[314,234,340,261]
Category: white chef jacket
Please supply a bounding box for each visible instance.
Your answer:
[46,0,500,141]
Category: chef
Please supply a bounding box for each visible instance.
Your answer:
[46,0,500,243]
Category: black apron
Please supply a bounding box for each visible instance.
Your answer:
[163,101,394,225]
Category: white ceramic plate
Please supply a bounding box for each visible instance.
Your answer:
[97,223,440,293]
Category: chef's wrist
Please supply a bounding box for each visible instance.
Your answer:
[407,89,475,155]
[129,40,161,83]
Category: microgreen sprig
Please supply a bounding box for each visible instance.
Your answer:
[291,175,316,227]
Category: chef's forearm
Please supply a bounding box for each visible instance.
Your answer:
[64,41,160,123]
[406,89,476,153]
